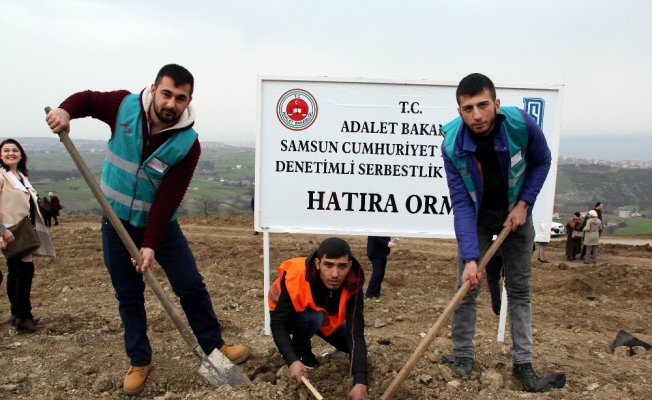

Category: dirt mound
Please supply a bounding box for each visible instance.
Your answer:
[179,215,253,228]
[1,217,651,399]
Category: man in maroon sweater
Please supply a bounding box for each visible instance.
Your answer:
[46,64,249,395]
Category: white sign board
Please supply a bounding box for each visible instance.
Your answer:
[256,77,562,241]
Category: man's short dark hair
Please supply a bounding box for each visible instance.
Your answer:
[456,73,496,105]
[595,202,603,208]
[317,238,352,260]
[574,211,581,217]
[155,64,194,95]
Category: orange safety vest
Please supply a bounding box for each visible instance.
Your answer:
[268,257,349,336]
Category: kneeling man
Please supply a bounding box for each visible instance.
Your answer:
[269,238,368,400]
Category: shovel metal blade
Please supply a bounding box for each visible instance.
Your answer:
[610,330,652,351]
[535,372,566,392]
[197,348,251,387]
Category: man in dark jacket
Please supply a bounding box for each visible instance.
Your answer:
[268,238,368,400]
[441,73,551,392]
[365,236,397,299]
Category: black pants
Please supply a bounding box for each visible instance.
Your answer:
[485,255,504,315]
[6,258,35,319]
[366,256,387,298]
[43,212,52,227]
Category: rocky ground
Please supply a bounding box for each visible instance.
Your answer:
[1,216,651,399]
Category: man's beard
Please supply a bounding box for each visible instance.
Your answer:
[154,103,178,124]
[468,114,496,137]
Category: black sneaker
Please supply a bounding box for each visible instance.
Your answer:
[450,357,473,377]
[10,315,41,328]
[299,351,319,369]
[512,363,541,392]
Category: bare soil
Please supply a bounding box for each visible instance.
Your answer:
[1,216,651,399]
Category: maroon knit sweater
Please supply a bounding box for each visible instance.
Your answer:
[60,89,200,251]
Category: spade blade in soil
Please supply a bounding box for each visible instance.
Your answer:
[198,348,250,387]
[610,330,652,351]
[535,372,566,392]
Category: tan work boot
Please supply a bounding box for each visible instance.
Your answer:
[220,344,250,364]
[123,363,152,395]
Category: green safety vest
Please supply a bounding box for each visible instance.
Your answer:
[100,94,197,227]
[442,107,528,215]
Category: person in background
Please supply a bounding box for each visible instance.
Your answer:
[580,202,603,258]
[0,235,4,292]
[594,202,604,224]
[40,196,53,228]
[583,210,603,264]
[365,236,397,299]
[565,212,583,261]
[535,241,549,263]
[0,139,56,332]
[48,191,61,225]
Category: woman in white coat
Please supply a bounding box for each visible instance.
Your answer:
[0,139,55,332]
[583,209,603,264]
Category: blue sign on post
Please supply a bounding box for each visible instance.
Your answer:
[523,98,545,129]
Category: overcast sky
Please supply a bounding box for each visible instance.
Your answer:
[2,0,650,142]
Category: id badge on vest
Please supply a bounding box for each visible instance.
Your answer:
[147,157,169,173]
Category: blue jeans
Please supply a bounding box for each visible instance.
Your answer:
[101,217,224,366]
[289,309,350,355]
[365,256,387,298]
[451,209,535,364]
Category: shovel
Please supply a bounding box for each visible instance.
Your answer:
[44,107,250,387]
[379,223,512,400]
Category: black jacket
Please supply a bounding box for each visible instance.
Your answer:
[269,251,367,385]
[367,236,391,259]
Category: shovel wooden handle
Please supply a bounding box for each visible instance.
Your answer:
[44,107,200,351]
[379,223,512,400]
[301,375,324,400]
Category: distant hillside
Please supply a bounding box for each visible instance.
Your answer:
[0,136,108,152]
[3,137,254,217]
[555,164,652,213]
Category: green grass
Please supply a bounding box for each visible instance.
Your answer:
[617,205,640,211]
[25,147,256,216]
[198,150,255,180]
[30,152,106,172]
[555,170,575,193]
[610,217,652,235]
[35,176,103,215]
[554,214,652,235]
